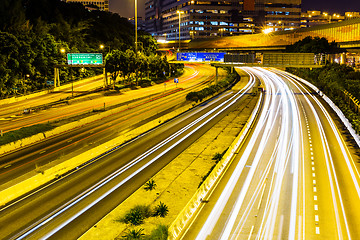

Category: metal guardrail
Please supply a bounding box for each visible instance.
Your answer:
[344,90,360,113]
[168,89,264,240]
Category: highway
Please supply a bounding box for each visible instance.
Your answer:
[0,64,220,186]
[0,65,199,133]
[0,66,256,239]
[182,68,360,240]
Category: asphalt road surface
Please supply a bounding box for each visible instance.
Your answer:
[0,66,256,239]
[0,64,219,185]
[182,67,360,240]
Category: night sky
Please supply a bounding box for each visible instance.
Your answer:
[111,0,360,19]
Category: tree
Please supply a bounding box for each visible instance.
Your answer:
[286,36,342,54]
[105,50,127,84]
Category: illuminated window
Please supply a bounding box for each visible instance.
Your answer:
[210,21,218,25]
[220,22,228,25]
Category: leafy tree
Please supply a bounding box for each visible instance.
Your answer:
[286,36,342,54]
[138,33,158,55]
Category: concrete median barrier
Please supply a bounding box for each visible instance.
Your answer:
[167,91,263,240]
[0,101,195,207]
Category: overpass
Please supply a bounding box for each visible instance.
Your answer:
[159,18,360,52]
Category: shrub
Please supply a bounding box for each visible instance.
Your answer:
[145,225,168,240]
[121,228,145,240]
[120,205,153,225]
[153,202,169,218]
[0,123,54,146]
[144,179,157,191]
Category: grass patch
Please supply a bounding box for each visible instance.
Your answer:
[0,123,54,146]
[198,150,227,188]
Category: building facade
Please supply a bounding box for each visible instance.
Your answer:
[145,0,302,40]
[263,0,301,31]
[65,0,109,11]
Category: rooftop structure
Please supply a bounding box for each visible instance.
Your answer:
[65,0,109,11]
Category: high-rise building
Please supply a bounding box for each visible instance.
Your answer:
[65,0,109,11]
[145,0,301,40]
[146,0,257,40]
[262,0,301,31]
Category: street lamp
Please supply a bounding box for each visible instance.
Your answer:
[278,21,284,31]
[177,10,184,51]
[135,0,138,53]
[190,30,196,40]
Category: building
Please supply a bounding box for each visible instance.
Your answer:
[145,0,302,41]
[128,17,146,32]
[65,0,109,11]
[262,0,302,31]
[301,11,346,28]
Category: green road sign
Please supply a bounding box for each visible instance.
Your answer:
[67,53,103,65]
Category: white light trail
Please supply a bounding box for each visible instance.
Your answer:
[12,67,255,240]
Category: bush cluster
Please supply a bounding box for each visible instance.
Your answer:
[287,64,360,135]
[0,123,54,146]
[186,69,239,103]
[118,203,169,226]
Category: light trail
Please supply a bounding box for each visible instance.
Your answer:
[11,68,256,240]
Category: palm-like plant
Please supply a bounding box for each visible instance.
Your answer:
[144,179,157,191]
[153,202,169,218]
[121,228,145,240]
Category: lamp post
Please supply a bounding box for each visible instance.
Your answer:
[176,10,184,51]
[135,0,138,53]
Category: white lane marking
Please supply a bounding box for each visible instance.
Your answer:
[312,173,316,177]
[313,187,317,192]
[314,205,318,211]
[314,195,317,201]
[247,226,254,240]
[311,162,314,165]
[316,227,320,234]
[40,150,46,154]
[312,167,315,171]
[4,164,11,169]
[315,215,319,222]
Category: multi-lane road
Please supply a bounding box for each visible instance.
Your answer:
[0,64,221,185]
[183,67,360,240]
[0,63,254,239]
[0,66,359,240]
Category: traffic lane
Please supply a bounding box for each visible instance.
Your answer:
[0,72,216,184]
[0,65,200,132]
[0,63,217,180]
[278,69,360,239]
[182,67,302,240]
[297,85,360,239]
[0,89,190,184]
[42,89,256,240]
[178,80,270,239]
[0,76,105,118]
[1,89,253,239]
[297,94,340,239]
